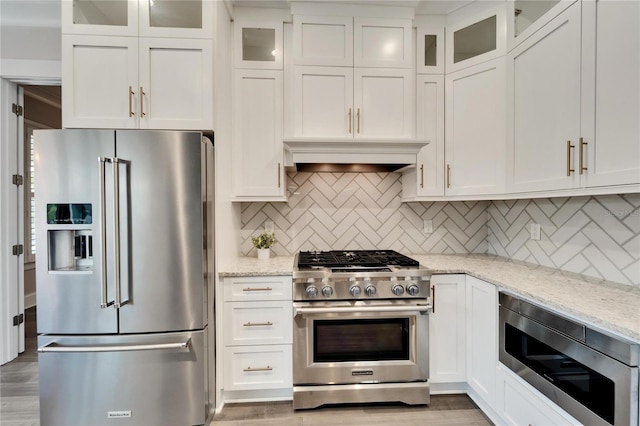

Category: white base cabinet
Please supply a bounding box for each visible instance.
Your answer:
[219,276,293,402]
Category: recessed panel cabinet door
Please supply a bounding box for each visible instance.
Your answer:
[581,0,640,187]
[62,35,138,129]
[354,68,413,139]
[507,2,581,193]
[233,70,285,198]
[293,66,353,138]
[138,38,213,130]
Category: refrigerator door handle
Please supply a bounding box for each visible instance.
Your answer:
[98,157,114,309]
[112,157,130,309]
[38,338,191,353]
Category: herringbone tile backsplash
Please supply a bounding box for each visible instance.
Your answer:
[487,194,640,286]
[241,172,640,286]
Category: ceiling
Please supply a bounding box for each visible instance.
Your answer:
[0,0,473,29]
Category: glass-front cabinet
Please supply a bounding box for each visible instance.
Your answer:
[416,16,445,74]
[62,0,213,38]
[233,17,284,70]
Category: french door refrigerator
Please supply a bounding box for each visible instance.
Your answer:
[34,129,214,426]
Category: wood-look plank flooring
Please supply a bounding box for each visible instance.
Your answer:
[1,308,491,426]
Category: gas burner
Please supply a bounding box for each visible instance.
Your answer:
[297,250,419,269]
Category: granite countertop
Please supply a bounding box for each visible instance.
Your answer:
[218,253,640,342]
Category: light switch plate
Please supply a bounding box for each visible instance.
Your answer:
[530,223,541,241]
[423,219,433,234]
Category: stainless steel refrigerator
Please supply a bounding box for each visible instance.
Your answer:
[34,129,214,426]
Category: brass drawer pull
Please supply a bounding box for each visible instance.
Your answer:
[567,140,575,176]
[420,164,424,188]
[128,86,135,117]
[243,366,273,372]
[242,287,273,292]
[579,137,588,174]
[243,321,273,327]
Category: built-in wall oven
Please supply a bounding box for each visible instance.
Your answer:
[292,251,432,410]
[499,292,639,426]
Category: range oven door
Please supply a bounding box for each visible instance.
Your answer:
[499,305,638,426]
[293,301,430,386]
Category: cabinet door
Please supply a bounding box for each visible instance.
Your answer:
[293,66,354,138]
[223,345,292,391]
[415,75,445,196]
[138,38,213,130]
[466,276,497,406]
[354,17,412,68]
[223,301,293,346]
[62,35,138,129]
[354,68,413,138]
[138,0,213,38]
[293,15,353,66]
[581,0,640,187]
[233,70,285,199]
[445,59,506,196]
[429,275,466,384]
[416,17,445,74]
[507,2,581,193]
[234,19,283,70]
[61,0,138,36]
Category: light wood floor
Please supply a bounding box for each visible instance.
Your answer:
[1,308,491,426]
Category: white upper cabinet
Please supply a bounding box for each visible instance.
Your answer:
[234,13,284,70]
[507,2,581,193]
[416,16,445,75]
[445,58,506,196]
[293,12,412,68]
[446,3,507,73]
[580,0,640,188]
[62,0,213,38]
[293,15,354,66]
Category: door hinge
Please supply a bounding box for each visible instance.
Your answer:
[12,313,24,326]
[12,103,23,117]
[12,174,23,186]
[12,244,24,256]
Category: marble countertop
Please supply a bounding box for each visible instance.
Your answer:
[218,253,640,341]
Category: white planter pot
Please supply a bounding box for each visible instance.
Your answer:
[257,248,270,260]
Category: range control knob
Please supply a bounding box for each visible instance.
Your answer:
[306,286,319,298]
[407,284,420,296]
[391,284,405,296]
[322,286,333,297]
[350,285,362,297]
[365,285,377,297]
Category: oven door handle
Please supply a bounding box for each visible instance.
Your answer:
[293,304,432,317]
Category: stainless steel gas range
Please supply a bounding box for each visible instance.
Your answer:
[292,250,432,410]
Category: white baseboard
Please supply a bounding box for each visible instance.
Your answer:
[24,292,36,309]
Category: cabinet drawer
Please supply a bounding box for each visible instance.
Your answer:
[224,301,292,346]
[223,345,292,391]
[222,276,292,302]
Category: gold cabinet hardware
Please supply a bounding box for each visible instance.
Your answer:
[431,284,435,314]
[242,287,273,292]
[446,164,451,188]
[139,86,146,117]
[579,137,588,174]
[243,321,273,327]
[357,108,361,133]
[566,140,575,176]
[420,164,424,188]
[243,366,273,372]
[128,86,135,117]
[277,163,281,188]
[348,108,352,134]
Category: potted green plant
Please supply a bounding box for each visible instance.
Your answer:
[251,230,276,260]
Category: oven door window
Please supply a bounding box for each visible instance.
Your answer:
[505,323,615,424]
[314,318,409,362]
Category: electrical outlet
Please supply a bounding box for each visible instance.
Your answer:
[530,223,541,241]
[264,221,275,233]
[423,219,433,234]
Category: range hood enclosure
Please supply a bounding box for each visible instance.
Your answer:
[283,138,429,171]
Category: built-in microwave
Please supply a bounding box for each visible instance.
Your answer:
[499,292,639,426]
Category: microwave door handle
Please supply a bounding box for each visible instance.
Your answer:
[98,157,113,309]
[293,305,432,317]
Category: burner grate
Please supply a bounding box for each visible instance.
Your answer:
[297,250,418,268]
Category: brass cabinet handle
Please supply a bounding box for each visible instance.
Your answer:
[277,163,281,188]
[128,86,135,117]
[348,108,352,134]
[357,108,361,134]
[579,137,588,174]
[243,322,273,327]
[420,165,424,188]
[567,140,575,176]
[243,366,273,372]
[431,285,435,314]
[446,164,451,188]
[140,86,146,117]
[242,287,273,292]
